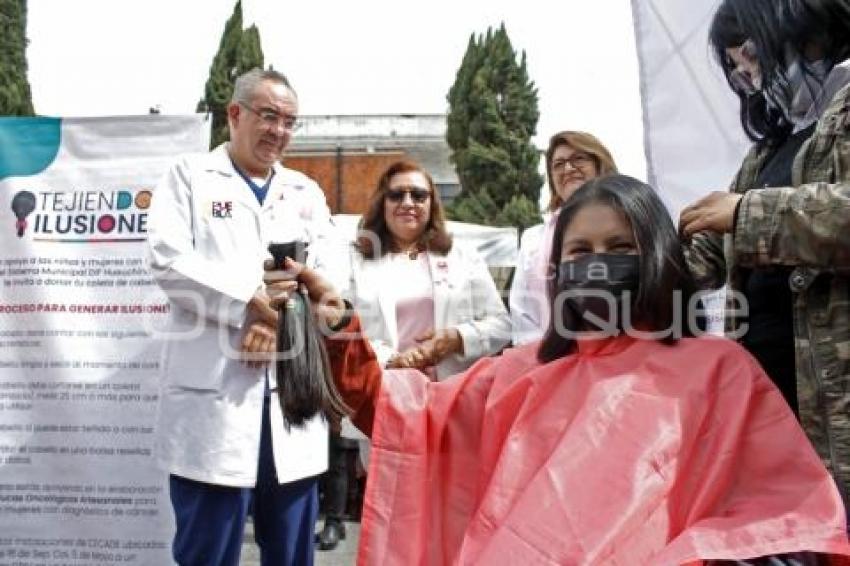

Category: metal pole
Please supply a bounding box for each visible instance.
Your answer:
[335,143,344,213]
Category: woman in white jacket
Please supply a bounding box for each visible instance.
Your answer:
[509,131,618,345]
[345,160,511,378]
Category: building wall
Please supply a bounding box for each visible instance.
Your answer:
[284,150,406,214]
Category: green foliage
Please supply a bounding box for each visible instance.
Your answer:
[197,1,264,148]
[238,25,263,74]
[448,187,501,225]
[448,188,541,231]
[446,23,543,233]
[0,0,35,116]
[498,194,543,229]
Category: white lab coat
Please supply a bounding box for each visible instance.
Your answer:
[146,145,344,487]
[509,215,555,345]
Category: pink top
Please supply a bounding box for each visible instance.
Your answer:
[389,253,436,377]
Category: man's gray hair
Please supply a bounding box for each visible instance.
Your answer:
[231,68,296,103]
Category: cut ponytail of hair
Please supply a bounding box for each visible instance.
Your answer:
[276,290,350,427]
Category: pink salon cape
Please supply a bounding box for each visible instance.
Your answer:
[327,321,850,565]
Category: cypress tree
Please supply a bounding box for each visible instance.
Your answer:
[197,1,264,148]
[446,24,543,232]
[237,25,263,75]
[0,0,35,116]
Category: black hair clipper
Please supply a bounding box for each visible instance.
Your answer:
[268,241,308,269]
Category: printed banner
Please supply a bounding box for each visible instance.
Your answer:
[0,115,208,566]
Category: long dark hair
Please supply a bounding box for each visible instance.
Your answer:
[709,0,850,143]
[276,291,349,427]
[537,175,698,363]
[355,160,453,259]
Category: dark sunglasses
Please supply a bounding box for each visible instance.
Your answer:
[385,187,431,204]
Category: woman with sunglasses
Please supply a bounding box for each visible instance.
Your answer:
[680,0,850,508]
[343,160,510,377]
[509,130,617,345]
[315,160,510,547]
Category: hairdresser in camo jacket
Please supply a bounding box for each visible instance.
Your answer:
[679,0,850,510]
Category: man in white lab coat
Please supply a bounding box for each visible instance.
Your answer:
[146,68,340,566]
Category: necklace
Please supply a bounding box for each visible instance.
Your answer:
[394,243,422,260]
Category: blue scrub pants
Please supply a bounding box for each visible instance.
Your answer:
[169,398,319,566]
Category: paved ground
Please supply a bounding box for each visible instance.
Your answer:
[240,519,360,566]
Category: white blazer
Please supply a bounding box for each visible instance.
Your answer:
[509,216,554,345]
[343,244,511,380]
[146,145,344,487]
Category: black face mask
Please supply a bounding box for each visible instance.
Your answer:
[555,254,640,333]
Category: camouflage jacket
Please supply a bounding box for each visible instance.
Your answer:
[685,82,850,504]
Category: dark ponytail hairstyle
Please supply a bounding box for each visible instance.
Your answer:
[268,242,348,427]
[276,290,349,427]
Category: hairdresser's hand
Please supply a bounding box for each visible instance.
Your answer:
[387,329,463,369]
[240,320,276,369]
[263,258,347,329]
[679,191,742,239]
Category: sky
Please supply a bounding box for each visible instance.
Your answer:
[26,0,647,180]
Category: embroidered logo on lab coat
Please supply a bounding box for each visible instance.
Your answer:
[211,201,233,218]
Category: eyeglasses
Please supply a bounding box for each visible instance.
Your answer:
[552,153,595,171]
[238,101,301,131]
[385,187,431,204]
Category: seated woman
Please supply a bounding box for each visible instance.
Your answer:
[509,130,617,345]
[265,175,849,564]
